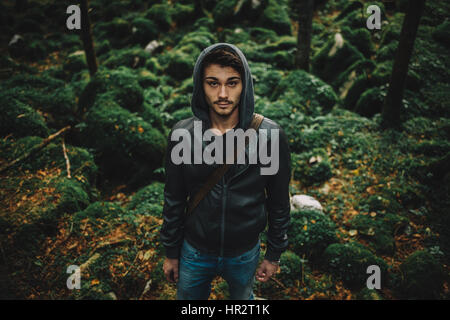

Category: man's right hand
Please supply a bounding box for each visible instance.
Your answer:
[163,257,179,283]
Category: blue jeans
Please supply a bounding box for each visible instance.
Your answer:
[177,238,261,300]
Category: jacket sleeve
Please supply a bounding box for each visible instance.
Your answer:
[160,127,188,259]
[264,125,291,262]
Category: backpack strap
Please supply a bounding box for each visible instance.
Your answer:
[186,113,264,216]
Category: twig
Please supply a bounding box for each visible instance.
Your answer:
[62,137,71,178]
[270,277,288,290]
[0,125,71,174]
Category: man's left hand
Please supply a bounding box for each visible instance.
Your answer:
[255,259,278,282]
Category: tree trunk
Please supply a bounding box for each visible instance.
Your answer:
[381,0,425,129]
[80,0,98,77]
[295,0,314,71]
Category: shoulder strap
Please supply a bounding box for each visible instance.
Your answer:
[186,113,264,216]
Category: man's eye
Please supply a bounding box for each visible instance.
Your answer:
[228,81,237,87]
[209,82,218,87]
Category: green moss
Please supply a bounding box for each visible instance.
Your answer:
[0,93,49,138]
[432,21,450,48]
[312,35,365,89]
[212,0,240,27]
[79,67,144,113]
[248,27,278,43]
[292,148,333,186]
[0,135,98,186]
[323,242,388,290]
[145,3,172,31]
[167,107,194,128]
[288,209,338,261]
[130,17,158,46]
[277,251,303,287]
[259,0,292,35]
[63,51,87,74]
[102,47,148,70]
[349,213,407,255]
[1,74,78,128]
[249,62,284,97]
[354,87,385,118]
[340,27,374,58]
[399,250,444,299]
[73,201,124,224]
[81,102,166,184]
[272,69,339,112]
[127,182,165,217]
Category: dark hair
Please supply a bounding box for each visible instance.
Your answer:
[201,47,244,80]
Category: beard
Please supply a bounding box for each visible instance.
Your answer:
[210,100,239,118]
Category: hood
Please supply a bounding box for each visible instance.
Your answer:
[191,43,255,130]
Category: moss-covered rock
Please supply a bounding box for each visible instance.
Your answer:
[81,102,166,186]
[432,21,450,48]
[322,242,388,289]
[0,135,98,187]
[272,70,339,112]
[399,250,444,299]
[340,26,374,58]
[349,213,407,255]
[291,148,333,186]
[127,182,165,217]
[166,107,194,128]
[259,0,292,35]
[79,67,144,113]
[249,62,284,97]
[145,3,172,31]
[312,33,365,89]
[0,93,49,138]
[130,17,158,46]
[1,74,78,129]
[102,47,148,70]
[63,51,87,74]
[354,87,385,118]
[288,209,338,261]
[277,251,303,287]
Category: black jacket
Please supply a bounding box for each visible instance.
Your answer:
[160,43,291,261]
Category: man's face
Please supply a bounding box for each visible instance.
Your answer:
[203,63,243,118]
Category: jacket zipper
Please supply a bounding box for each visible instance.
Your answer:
[220,176,227,257]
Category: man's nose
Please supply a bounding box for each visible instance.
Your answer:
[218,85,228,99]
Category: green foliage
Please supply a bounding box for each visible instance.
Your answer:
[79,67,144,113]
[102,47,148,70]
[349,213,407,255]
[355,87,385,118]
[291,148,333,186]
[399,250,444,299]
[260,0,292,35]
[0,93,49,138]
[340,27,374,58]
[288,209,338,261]
[166,107,194,128]
[432,21,450,48]
[1,74,78,129]
[323,242,388,289]
[145,3,172,31]
[130,17,158,46]
[127,182,165,217]
[272,69,339,112]
[312,35,365,89]
[277,251,303,287]
[81,101,166,185]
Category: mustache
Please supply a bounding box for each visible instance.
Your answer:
[215,100,233,104]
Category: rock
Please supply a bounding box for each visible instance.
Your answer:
[290,195,323,213]
[144,40,162,54]
[107,292,118,300]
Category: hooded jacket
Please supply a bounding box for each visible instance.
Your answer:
[160,43,291,261]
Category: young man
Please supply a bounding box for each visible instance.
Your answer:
[160,43,291,300]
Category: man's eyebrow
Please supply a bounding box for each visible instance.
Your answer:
[204,76,241,81]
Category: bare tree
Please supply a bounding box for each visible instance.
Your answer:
[294,0,315,71]
[381,0,426,129]
[80,0,98,76]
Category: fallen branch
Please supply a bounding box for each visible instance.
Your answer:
[0,125,71,174]
[62,137,71,178]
